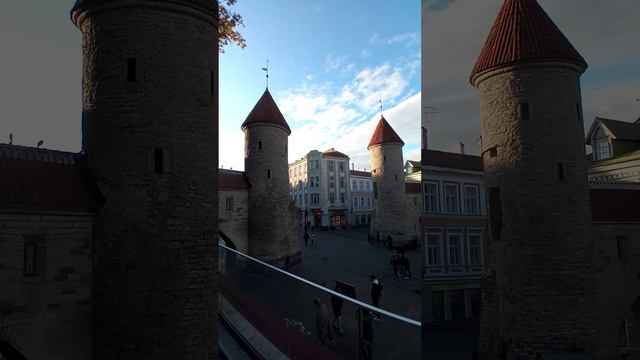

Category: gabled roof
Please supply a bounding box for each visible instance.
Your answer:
[218,169,250,190]
[585,117,640,145]
[367,116,404,149]
[241,89,291,134]
[470,0,587,84]
[322,148,349,159]
[349,170,371,178]
[422,149,484,172]
[0,144,103,212]
[406,160,421,168]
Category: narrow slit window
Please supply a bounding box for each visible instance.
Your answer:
[520,102,529,120]
[258,141,262,150]
[395,174,398,181]
[576,103,582,123]
[557,162,566,180]
[267,169,271,178]
[126,58,137,82]
[154,148,164,174]
[489,146,497,158]
[383,155,386,161]
[24,242,36,276]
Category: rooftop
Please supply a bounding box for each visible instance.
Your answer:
[219,169,250,190]
[367,116,404,149]
[322,148,350,159]
[470,0,586,84]
[241,89,291,134]
[422,149,484,172]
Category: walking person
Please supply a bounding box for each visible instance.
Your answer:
[360,308,373,359]
[390,251,399,279]
[369,275,383,320]
[313,298,334,345]
[311,232,315,246]
[402,253,412,279]
[304,232,309,247]
[331,284,344,335]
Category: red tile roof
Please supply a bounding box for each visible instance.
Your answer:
[470,0,587,84]
[590,189,640,222]
[322,148,349,159]
[241,89,291,134]
[218,169,250,190]
[422,149,484,172]
[405,183,421,194]
[349,170,371,177]
[0,144,103,211]
[367,116,404,149]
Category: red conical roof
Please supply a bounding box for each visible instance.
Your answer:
[367,116,404,150]
[241,89,291,134]
[470,0,587,84]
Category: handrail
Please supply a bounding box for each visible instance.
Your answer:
[218,242,422,327]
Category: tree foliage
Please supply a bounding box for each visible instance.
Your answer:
[218,0,246,53]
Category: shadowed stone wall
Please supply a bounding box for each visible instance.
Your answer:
[0,210,92,360]
[219,189,249,253]
[244,124,301,267]
[72,1,219,358]
[369,143,409,243]
[475,63,601,359]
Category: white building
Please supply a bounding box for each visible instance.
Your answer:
[289,148,351,228]
[349,170,373,227]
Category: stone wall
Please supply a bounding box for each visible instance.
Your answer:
[406,191,422,240]
[0,209,92,360]
[72,1,218,358]
[219,189,249,254]
[244,124,301,266]
[369,143,409,243]
[592,222,640,359]
[476,63,600,359]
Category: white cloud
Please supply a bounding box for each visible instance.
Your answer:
[324,53,348,73]
[361,48,372,58]
[387,32,418,47]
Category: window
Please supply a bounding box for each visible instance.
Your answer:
[328,161,334,171]
[359,181,364,191]
[489,187,502,241]
[426,234,441,265]
[432,291,445,322]
[395,174,398,181]
[558,162,566,181]
[23,234,43,276]
[450,290,465,320]
[224,197,233,212]
[468,234,482,265]
[154,148,164,174]
[24,242,36,276]
[443,183,459,214]
[359,197,365,208]
[315,160,319,169]
[448,233,462,265]
[353,197,358,208]
[366,182,370,191]
[258,141,262,150]
[367,197,372,208]
[352,180,357,191]
[464,185,479,215]
[339,177,344,188]
[520,102,529,120]
[616,235,628,261]
[489,146,497,158]
[339,162,344,171]
[340,193,345,203]
[267,169,271,178]
[210,71,214,94]
[311,193,319,205]
[329,177,334,188]
[126,58,136,82]
[596,139,610,160]
[315,176,320,187]
[469,289,481,319]
[310,178,314,187]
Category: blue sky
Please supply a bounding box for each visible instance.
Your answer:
[220,0,421,171]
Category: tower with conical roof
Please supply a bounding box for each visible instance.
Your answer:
[71,0,218,358]
[368,116,408,245]
[242,89,301,267]
[470,0,600,358]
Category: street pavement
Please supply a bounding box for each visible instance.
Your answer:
[220,226,422,359]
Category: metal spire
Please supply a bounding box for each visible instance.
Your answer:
[379,97,383,118]
[261,59,269,89]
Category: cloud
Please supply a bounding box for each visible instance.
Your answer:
[361,48,372,58]
[276,59,420,170]
[324,53,348,73]
[387,32,418,47]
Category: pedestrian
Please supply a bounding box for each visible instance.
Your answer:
[390,251,399,279]
[311,232,315,246]
[313,298,334,345]
[369,275,383,320]
[331,284,344,335]
[304,232,309,247]
[361,308,373,359]
[402,253,411,279]
[386,235,393,249]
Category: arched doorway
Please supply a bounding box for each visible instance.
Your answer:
[0,340,27,360]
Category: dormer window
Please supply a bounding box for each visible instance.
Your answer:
[595,138,611,160]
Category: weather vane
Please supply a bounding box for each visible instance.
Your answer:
[261,59,269,89]
[379,97,383,118]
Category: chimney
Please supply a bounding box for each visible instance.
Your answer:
[422,126,428,150]
[352,163,355,170]
[460,142,465,154]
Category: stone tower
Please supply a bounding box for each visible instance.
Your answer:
[470,0,600,358]
[71,1,218,359]
[368,116,408,244]
[242,89,301,267]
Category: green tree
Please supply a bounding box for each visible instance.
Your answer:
[218,0,246,52]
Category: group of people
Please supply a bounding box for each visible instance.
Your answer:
[390,250,411,279]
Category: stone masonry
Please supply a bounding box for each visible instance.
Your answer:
[72,1,219,358]
[368,117,410,244]
[474,63,602,359]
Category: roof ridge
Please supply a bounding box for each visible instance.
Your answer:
[367,117,404,149]
[241,89,291,134]
[0,144,80,165]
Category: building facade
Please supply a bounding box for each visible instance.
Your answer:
[349,170,373,227]
[289,148,351,229]
[586,117,640,183]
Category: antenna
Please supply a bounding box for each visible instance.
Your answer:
[261,59,269,89]
[9,133,12,145]
[37,140,43,148]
